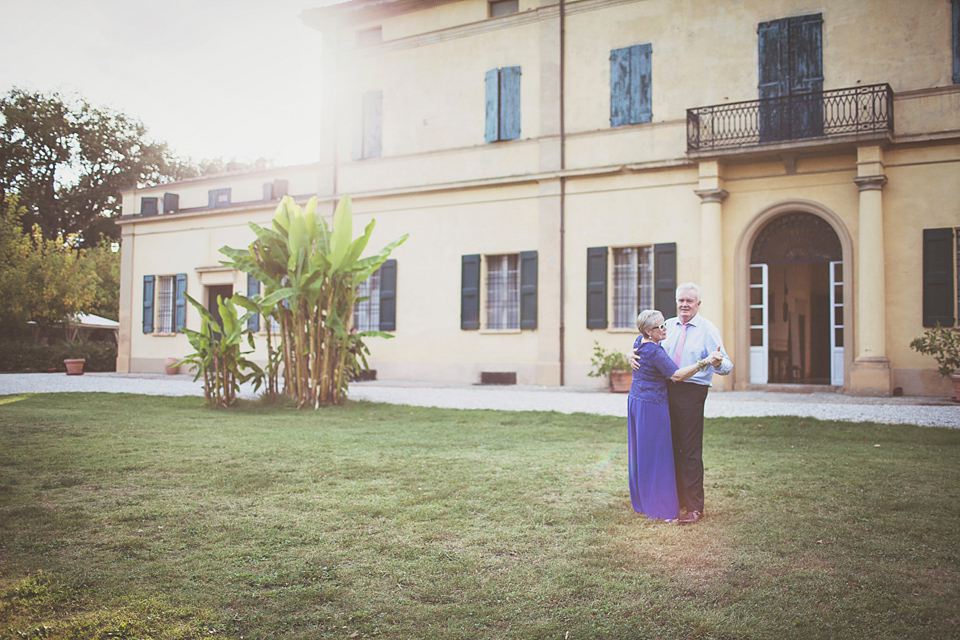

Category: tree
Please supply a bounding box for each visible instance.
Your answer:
[0,88,194,247]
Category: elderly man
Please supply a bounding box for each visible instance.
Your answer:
[629,282,732,525]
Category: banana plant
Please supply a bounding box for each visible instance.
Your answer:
[220,195,406,408]
[176,293,262,408]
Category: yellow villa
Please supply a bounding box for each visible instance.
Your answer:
[117,0,960,397]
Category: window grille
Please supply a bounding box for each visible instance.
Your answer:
[613,247,653,328]
[486,254,519,329]
[353,270,381,331]
[156,275,175,333]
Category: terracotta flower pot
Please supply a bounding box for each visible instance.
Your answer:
[164,357,181,375]
[64,358,85,376]
[609,369,633,393]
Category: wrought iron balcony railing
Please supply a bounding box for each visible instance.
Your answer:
[687,83,893,152]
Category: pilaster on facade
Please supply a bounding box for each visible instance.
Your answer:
[851,145,891,395]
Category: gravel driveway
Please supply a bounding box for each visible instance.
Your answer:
[0,372,956,429]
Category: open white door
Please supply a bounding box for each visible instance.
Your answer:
[749,263,768,384]
[830,261,844,386]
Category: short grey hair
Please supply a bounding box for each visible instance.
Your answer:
[676,282,701,302]
[636,309,664,337]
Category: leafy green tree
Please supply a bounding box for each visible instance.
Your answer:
[0,88,195,247]
[83,244,121,321]
[0,194,104,336]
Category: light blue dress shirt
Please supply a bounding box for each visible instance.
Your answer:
[659,313,733,386]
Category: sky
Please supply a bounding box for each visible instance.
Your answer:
[0,0,327,167]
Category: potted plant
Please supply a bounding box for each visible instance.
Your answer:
[588,340,633,392]
[60,340,87,376]
[910,326,960,401]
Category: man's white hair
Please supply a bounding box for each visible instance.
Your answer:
[676,282,701,302]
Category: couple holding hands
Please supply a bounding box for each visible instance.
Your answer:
[626,283,732,525]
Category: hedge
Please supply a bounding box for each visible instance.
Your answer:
[0,340,117,373]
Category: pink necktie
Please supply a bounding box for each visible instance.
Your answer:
[673,323,689,366]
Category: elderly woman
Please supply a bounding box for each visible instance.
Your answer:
[627,309,719,521]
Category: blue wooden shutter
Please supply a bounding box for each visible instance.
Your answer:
[499,66,521,140]
[923,228,956,327]
[519,250,537,329]
[363,90,382,159]
[142,275,155,333]
[586,247,608,328]
[379,259,397,331]
[632,44,652,124]
[174,273,187,332]
[610,47,631,127]
[485,69,500,142]
[247,274,261,331]
[758,18,788,142]
[952,0,959,84]
[653,243,677,318]
[461,254,481,330]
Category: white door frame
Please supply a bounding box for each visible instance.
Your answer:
[829,260,844,386]
[749,263,768,384]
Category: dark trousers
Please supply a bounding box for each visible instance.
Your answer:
[667,381,709,513]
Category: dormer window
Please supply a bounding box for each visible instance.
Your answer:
[357,26,382,47]
[489,0,518,17]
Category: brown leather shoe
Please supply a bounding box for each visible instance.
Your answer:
[678,510,702,525]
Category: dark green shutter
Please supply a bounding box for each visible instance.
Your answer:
[758,18,788,142]
[141,197,158,216]
[247,274,261,331]
[586,247,607,328]
[363,90,382,159]
[461,254,481,330]
[163,193,179,214]
[791,14,823,138]
[653,243,677,318]
[923,228,956,327]
[174,273,187,332]
[519,251,537,329]
[499,66,521,140]
[379,259,397,331]
[485,69,499,142]
[142,275,155,333]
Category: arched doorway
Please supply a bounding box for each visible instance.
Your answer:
[748,212,843,386]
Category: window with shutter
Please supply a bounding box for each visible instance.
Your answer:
[354,268,382,332]
[208,188,231,208]
[163,193,179,214]
[354,90,383,159]
[489,0,518,17]
[757,14,823,142]
[141,197,158,216]
[174,273,187,332]
[609,44,652,127]
[485,67,521,142]
[588,244,676,329]
[923,228,957,327]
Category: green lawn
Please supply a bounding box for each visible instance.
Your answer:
[0,393,958,639]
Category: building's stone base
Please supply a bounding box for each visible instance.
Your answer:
[848,358,893,396]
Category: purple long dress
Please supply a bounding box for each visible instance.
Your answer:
[626,337,680,521]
